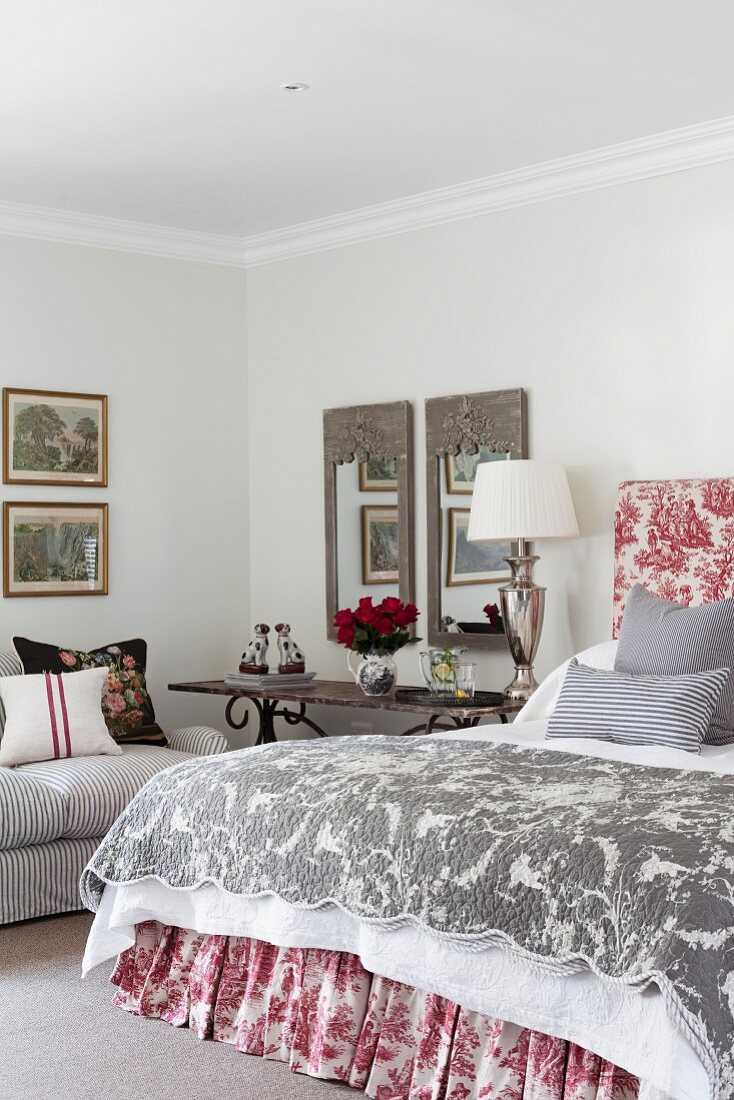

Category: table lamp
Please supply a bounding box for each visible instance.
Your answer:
[467,459,579,701]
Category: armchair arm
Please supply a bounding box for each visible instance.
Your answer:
[167,726,229,756]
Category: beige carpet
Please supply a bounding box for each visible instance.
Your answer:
[1,912,353,1099]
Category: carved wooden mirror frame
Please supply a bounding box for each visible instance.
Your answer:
[324,401,415,641]
[426,388,527,648]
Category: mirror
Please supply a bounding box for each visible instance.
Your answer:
[324,401,414,640]
[426,389,526,648]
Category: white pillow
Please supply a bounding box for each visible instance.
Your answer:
[0,667,122,766]
[513,640,619,724]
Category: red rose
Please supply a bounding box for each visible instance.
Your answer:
[484,603,500,627]
[394,603,419,627]
[379,597,402,615]
[355,600,377,624]
[334,608,355,627]
[375,615,395,635]
[337,625,355,647]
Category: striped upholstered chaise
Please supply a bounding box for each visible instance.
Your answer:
[0,652,228,925]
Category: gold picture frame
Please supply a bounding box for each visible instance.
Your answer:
[3,388,108,487]
[361,504,399,585]
[446,507,511,587]
[4,501,109,597]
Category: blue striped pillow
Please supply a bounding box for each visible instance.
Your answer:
[547,659,730,753]
[615,584,734,745]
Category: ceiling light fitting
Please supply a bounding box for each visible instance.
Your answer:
[280,82,309,92]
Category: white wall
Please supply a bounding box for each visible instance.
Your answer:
[246,159,734,733]
[0,235,249,737]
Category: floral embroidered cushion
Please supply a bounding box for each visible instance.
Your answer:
[0,667,121,766]
[13,637,165,745]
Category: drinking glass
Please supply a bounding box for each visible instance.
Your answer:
[455,663,477,698]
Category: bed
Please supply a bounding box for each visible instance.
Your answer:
[82,478,734,1100]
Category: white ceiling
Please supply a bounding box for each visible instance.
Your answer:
[2,1,734,237]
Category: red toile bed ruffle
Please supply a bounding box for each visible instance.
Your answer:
[110,921,640,1100]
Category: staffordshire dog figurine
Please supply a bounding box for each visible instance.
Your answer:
[240,623,270,674]
[275,623,306,673]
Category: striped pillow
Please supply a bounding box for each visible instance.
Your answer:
[615,584,734,745]
[0,667,121,767]
[546,659,730,753]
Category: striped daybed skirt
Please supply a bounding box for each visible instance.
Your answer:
[111,920,640,1100]
[0,836,101,925]
[0,730,228,925]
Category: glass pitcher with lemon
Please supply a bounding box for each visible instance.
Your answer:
[418,646,467,695]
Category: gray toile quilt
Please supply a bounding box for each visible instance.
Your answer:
[81,736,734,1099]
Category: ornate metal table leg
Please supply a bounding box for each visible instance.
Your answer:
[224,697,250,731]
[400,719,439,735]
[223,697,278,745]
[400,721,424,736]
[400,716,460,735]
[447,716,482,731]
[279,704,329,738]
[255,699,279,746]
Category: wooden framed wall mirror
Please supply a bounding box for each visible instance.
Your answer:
[324,401,415,640]
[426,389,527,648]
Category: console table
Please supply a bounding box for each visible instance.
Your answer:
[168,679,523,746]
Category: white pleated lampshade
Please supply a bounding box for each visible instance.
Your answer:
[467,459,579,542]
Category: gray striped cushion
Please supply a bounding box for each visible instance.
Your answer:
[547,659,729,753]
[0,836,99,924]
[0,768,67,850]
[615,584,734,744]
[19,744,192,840]
[0,651,23,737]
[166,725,229,756]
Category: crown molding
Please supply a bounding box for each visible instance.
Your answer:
[0,200,246,267]
[2,116,734,268]
[241,114,734,267]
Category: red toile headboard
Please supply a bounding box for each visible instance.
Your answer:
[613,478,734,637]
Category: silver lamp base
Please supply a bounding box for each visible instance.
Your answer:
[499,553,546,703]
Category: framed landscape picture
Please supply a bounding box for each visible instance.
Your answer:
[3,388,108,486]
[361,504,399,585]
[444,446,509,494]
[3,502,108,597]
[359,456,398,492]
[446,507,510,586]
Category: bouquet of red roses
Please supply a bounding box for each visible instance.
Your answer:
[334,597,420,655]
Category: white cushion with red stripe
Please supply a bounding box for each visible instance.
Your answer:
[0,667,120,767]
